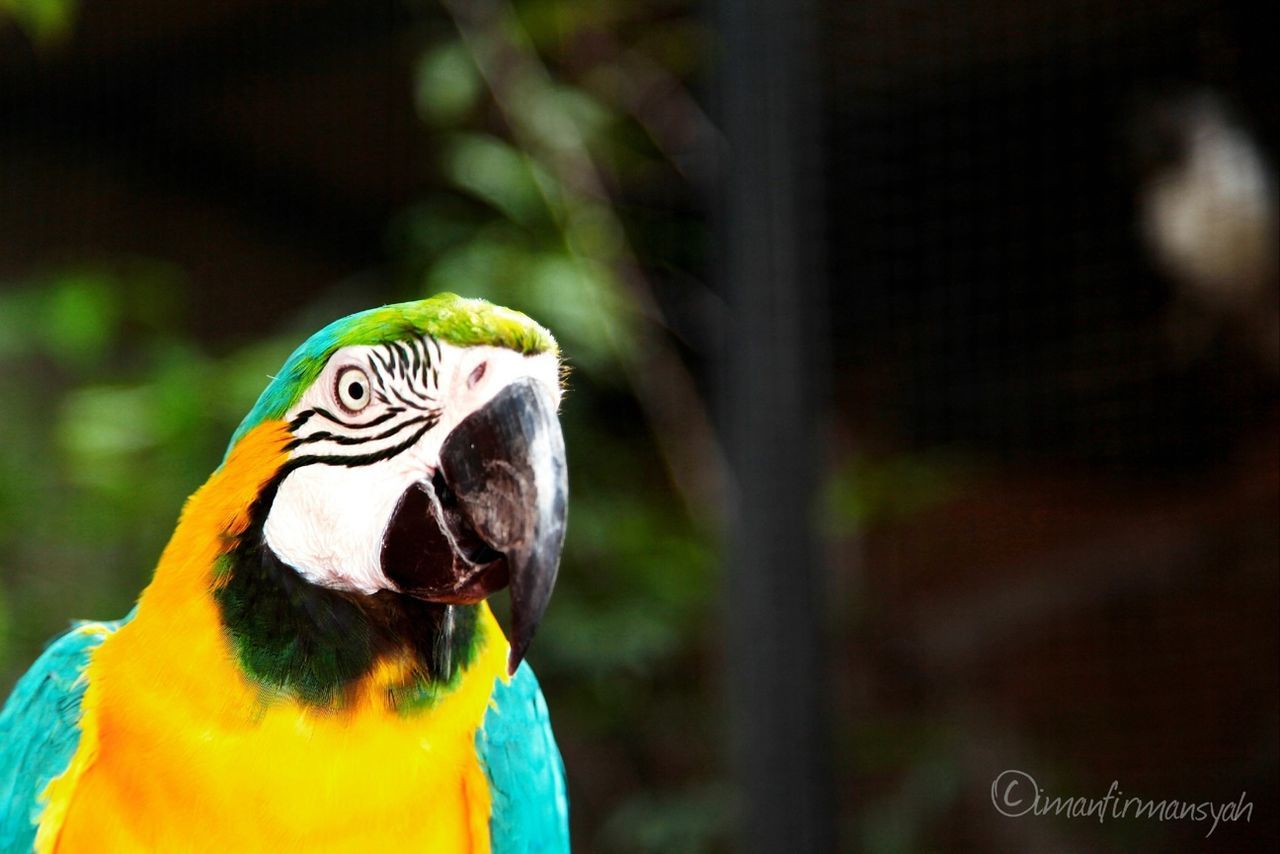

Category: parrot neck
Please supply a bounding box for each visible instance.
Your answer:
[145,420,493,713]
[211,469,487,711]
[218,543,483,710]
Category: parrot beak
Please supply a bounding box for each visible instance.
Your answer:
[381,377,567,675]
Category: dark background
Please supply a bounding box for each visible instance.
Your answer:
[1,0,1275,850]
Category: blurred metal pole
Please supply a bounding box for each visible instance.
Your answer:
[712,0,833,850]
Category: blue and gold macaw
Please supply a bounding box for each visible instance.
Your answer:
[0,294,569,852]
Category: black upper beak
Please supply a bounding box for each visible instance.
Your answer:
[381,377,567,675]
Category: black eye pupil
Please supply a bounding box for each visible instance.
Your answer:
[348,382,364,400]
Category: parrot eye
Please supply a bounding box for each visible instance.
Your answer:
[335,366,372,413]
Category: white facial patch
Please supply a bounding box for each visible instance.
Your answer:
[262,337,560,595]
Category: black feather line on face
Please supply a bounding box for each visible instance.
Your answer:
[426,335,442,368]
[301,406,405,430]
[285,413,439,451]
[364,350,429,412]
[403,346,436,403]
[384,383,431,412]
[393,341,415,379]
[370,348,396,383]
[372,341,437,408]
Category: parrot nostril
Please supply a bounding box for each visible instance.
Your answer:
[468,362,487,389]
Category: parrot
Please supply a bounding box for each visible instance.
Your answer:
[0,294,570,852]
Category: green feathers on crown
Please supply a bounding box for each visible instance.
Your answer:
[228,293,557,451]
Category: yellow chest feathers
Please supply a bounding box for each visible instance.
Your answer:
[39,604,508,853]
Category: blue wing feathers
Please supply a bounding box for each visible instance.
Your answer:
[0,616,128,852]
[477,662,569,854]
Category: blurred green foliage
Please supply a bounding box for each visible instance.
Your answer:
[0,266,293,675]
[823,453,969,535]
[0,0,74,43]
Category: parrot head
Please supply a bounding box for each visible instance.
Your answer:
[209,294,566,704]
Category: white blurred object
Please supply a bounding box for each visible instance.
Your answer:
[1139,91,1279,371]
